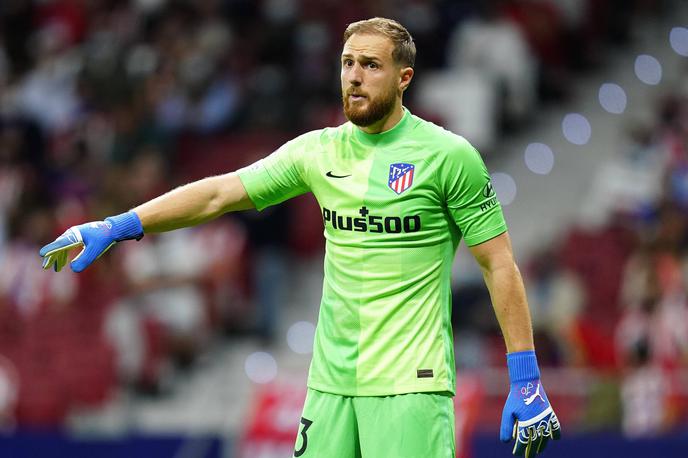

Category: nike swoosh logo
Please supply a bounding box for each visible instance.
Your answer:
[326,171,351,178]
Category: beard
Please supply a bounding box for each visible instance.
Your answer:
[342,83,398,127]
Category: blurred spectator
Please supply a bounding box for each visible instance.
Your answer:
[237,204,291,344]
[617,239,688,371]
[14,22,82,132]
[525,248,585,366]
[581,125,666,228]
[106,216,247,390]
[446,1,536,130]
[0,206,77,319]
[120,230,210,367]
[415,68,497,152]
[620,339,671,437]
[0,120,46,246]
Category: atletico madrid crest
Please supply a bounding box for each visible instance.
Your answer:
[388,163,415,194]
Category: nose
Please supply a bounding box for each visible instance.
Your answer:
[346,62,363,86]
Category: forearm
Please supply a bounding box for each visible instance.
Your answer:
[471,239,559,453]
[133,173,254,233]
[482,260,534,353]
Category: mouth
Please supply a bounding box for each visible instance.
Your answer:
[348,94,366,102]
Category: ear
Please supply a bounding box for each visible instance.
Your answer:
[399,66,414,92]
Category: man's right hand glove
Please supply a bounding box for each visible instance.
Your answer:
[500,350,561,457]
[40,211,144,273]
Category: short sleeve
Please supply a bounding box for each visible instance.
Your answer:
[442,137,507,246]
[237,131,317,210]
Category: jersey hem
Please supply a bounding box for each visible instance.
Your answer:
[307,380,456,397]
[464,224,508,247]
[237,171,267,211]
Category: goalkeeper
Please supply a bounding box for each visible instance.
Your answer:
[40,17,560,458]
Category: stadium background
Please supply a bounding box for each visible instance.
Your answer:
[0,0,687,456]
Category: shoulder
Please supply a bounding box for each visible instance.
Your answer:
[288,122,351,150]
[320,120,357,144]
[409,113,478,162]
[288,128,325,147]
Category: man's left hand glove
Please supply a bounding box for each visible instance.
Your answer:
[40,211,143,273]
[500,350,561,457]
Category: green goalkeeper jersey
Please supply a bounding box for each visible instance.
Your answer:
[238,109,507,396]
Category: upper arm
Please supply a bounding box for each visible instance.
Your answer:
[442,137,507,246]
[236,132,315,211]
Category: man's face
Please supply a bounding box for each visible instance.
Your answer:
[341,33,403,127]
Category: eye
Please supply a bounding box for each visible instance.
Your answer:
[343,59,353,67]
[367,62,378,69]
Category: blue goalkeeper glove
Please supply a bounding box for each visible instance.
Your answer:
[500,350,561,457]
[39,211,144,273]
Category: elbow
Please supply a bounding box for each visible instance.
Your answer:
[208,190,229,219]
[477,252,517,274]
[207,174,239,217]
[480,259,521,285]
[209,174,254,215]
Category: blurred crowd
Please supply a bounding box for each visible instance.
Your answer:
[0,0,683,434]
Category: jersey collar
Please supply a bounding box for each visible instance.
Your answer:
[351,107,412,146]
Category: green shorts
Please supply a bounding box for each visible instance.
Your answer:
[293,388,455,458]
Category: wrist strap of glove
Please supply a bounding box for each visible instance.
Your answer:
[506,350,540,383]
[105,211,144,242]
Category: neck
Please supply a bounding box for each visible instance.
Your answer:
[359,99,404,134]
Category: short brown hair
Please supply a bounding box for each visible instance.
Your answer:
[343,17,416,68]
